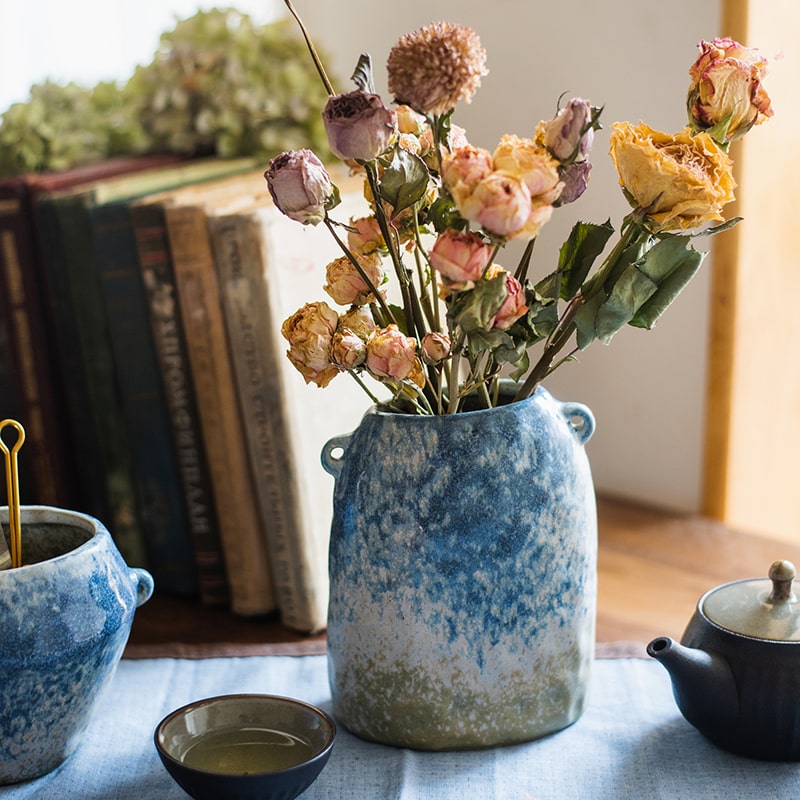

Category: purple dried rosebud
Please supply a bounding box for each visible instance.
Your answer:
[265,149,334,225]
[539,98,596,164]
[556,160,592,206]
[323,90,397,162]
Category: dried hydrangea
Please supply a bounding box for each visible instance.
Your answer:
[0,9,333,176]
[386,22,488,117]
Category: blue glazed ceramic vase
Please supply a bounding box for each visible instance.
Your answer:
[321,386,597,750]
[0,506,153,783]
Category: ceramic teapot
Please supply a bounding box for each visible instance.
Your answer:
[0,506,154,783]
[647,559,800,761]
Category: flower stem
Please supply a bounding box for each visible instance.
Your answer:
[324,216,396,324]
[283,0,336,96]
[514,216,647,401]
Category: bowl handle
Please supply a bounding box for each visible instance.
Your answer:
[132,567,155,607]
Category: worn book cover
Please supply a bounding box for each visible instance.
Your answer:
[164,186,278,616]
[209,185,375,632]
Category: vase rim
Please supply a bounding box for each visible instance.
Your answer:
[370,384,549,420]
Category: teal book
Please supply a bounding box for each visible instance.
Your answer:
[130,200,230,607]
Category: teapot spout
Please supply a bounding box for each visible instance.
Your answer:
[647,636,739,732]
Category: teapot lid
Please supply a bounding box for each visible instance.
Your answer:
[702,560,800,640]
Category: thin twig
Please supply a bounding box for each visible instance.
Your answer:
[283,0,336,96]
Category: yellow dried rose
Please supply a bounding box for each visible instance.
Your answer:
[609,122,735,231]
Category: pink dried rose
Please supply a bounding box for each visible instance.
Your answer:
[429,229,492,288]
[687,38,773,141]
[420,332,452,365]
[441,144,493,208]
[366,324,424,386]
[487,267,528,330]
[323,90,397,162]
[347,215,386,255]
[324,253,385,306]
[460,172,532,238]
[265,149,334,225]
[281,301,340,387]
[330,329,367,370]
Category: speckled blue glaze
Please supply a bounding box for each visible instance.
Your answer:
[0,506,153,784]
[321,387,597,750]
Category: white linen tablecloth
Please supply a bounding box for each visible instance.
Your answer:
[2,654,799,799]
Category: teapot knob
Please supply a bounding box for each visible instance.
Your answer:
[767,560,796,604]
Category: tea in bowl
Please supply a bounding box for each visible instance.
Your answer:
[155,694,336,800]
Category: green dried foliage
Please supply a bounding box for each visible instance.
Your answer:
[0,8,333,176]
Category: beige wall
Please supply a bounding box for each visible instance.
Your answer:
[302,0,722,512]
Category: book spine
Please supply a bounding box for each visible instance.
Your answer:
[130,201,229,606]
[0,185,77,506]
[36,194,149,569]
[166,203,276,616]
[210,211,326,632]
[91,202,200,597]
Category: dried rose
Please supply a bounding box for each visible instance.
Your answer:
[366,324,424,386]
[338,306,376,339]
[281,301,340,387]
[265,149,334,225]
[387,22,488,116]
[324,253,385,306]
[537,98,596,163]
[429,229,492,288]
[347,215,385,255]
[460,172,532,238]
[330,329,367,370]
[420,332,451,365]
[609,122,735,231]
[396,104,426,135]
[687,38,773,142]
[441,144,493,208]
[486,267,528,330]
[493,135,562,202]
[323,90,397,162]
[509,202,555,241]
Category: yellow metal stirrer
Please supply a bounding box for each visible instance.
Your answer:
[0,419,25,569]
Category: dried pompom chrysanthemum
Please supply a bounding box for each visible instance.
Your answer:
[386,22,488,117]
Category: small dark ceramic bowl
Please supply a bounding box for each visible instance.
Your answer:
[154,694,336,800]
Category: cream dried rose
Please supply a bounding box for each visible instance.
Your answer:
[609,122,735,231]
[281,301,340,387]
[687,38,773,142]
[324,252,385,306]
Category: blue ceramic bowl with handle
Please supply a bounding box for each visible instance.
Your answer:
[0,505,153,784]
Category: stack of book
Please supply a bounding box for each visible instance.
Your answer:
[0,156,372,633]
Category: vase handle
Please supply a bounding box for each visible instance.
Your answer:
[560,402,595,445]
[321,434,353,478]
